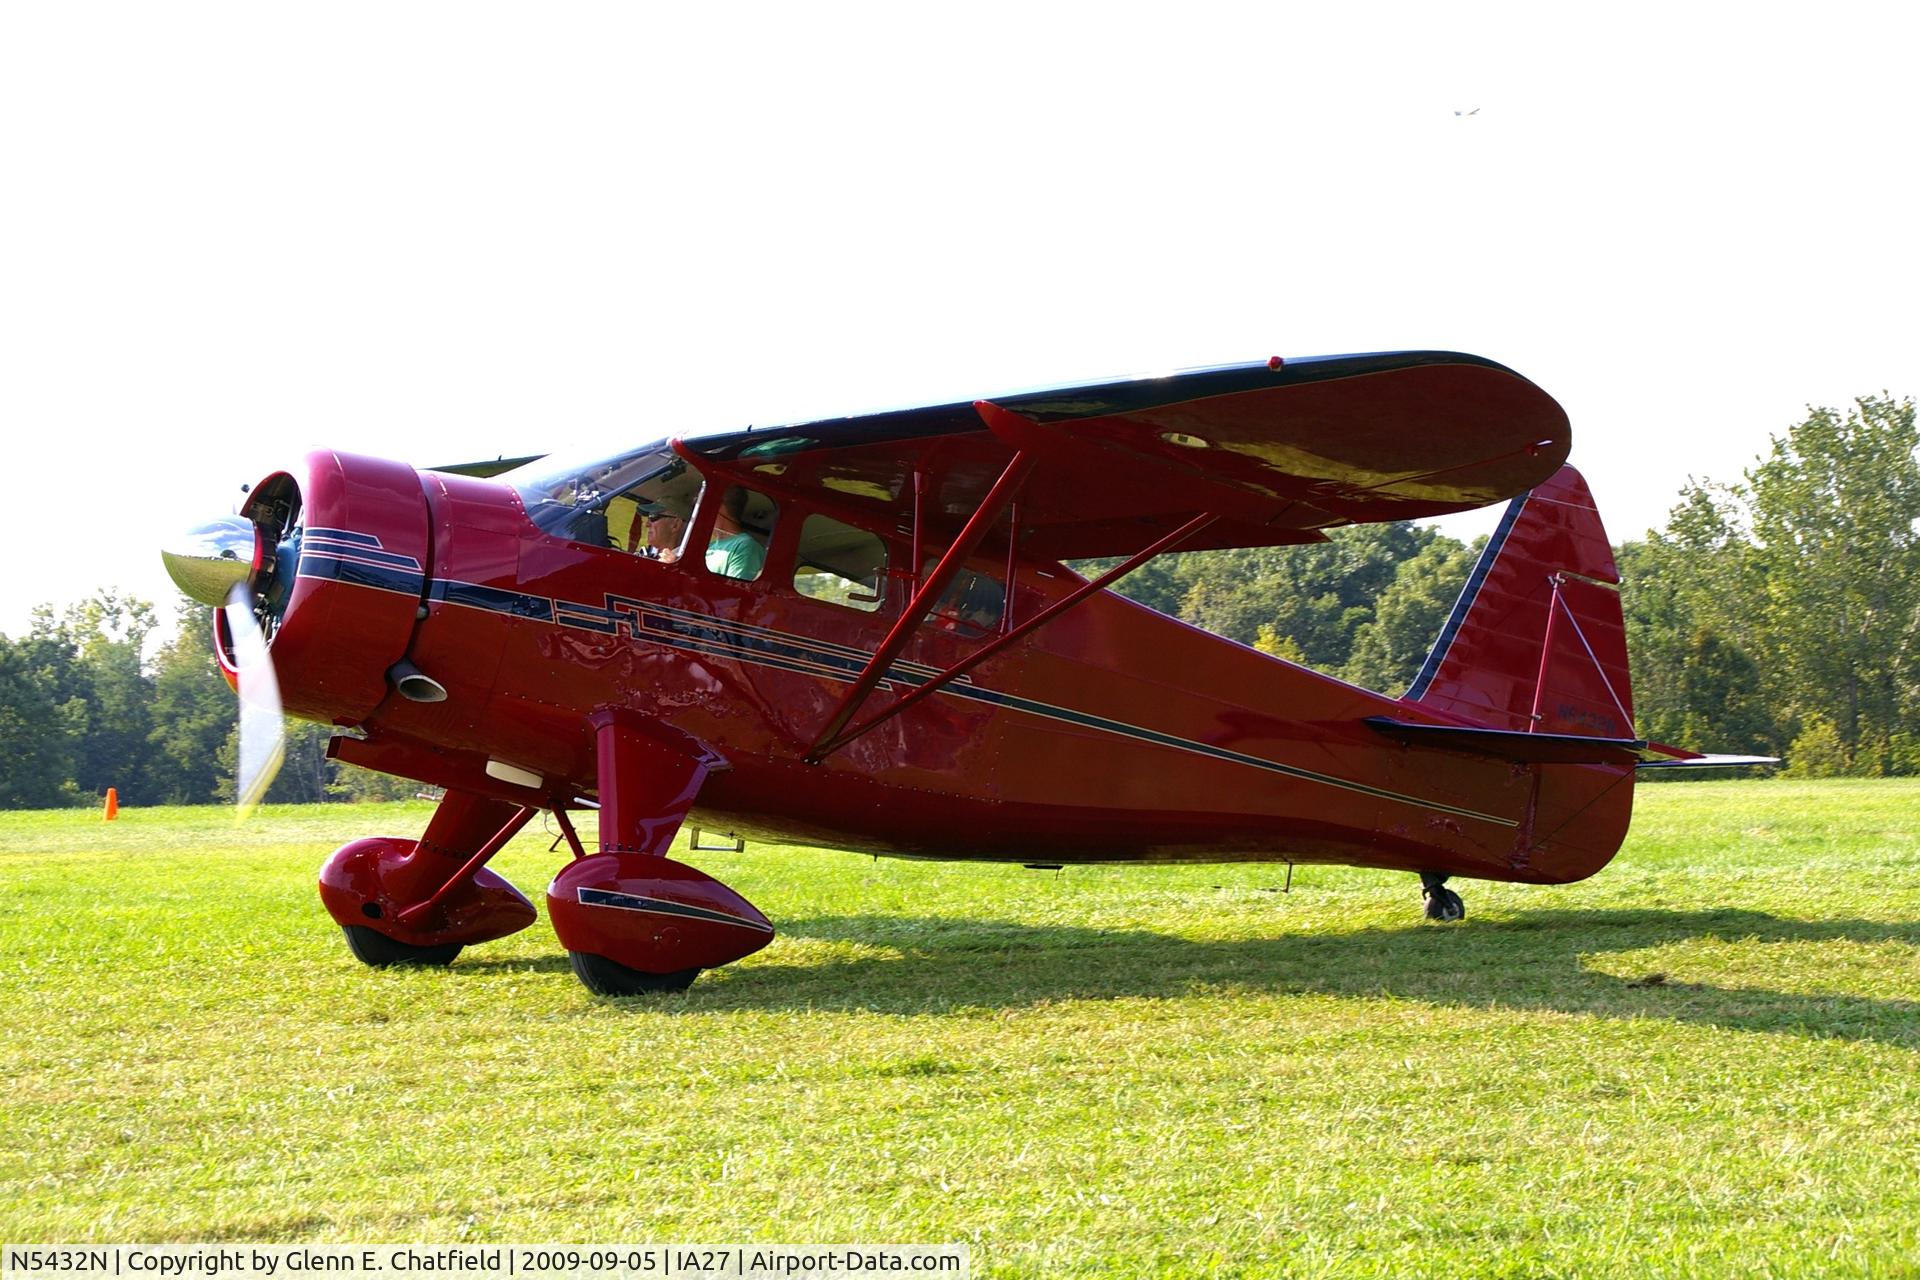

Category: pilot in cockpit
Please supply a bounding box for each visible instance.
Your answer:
[641,511,686,564]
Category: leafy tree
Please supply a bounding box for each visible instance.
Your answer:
[1091,552,1184,617]
[1783,715,1849,778]
[1616,538,1779,760]
[1741,395,1920,773]
[8,609,92,805]
[25,593,159,802]
[0,636,80,807]
[1088,523,1462,679]
[1342,534,1480,694]
[146,604,235,803]
[1167,523,1436,670]
[1179,547,1348,661]
[1251,625,1307,664]
[1621,394,1918,774]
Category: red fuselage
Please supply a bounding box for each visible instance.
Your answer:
[262,449,1631,887]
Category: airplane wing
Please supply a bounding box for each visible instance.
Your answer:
[681,352,1570,559]
[426,454,547,478]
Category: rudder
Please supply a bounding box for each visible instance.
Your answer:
[1406,465,1632,740]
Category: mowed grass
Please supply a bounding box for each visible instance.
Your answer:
[3,782,1919,1278]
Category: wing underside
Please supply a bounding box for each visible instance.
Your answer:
[681,351,1572,560]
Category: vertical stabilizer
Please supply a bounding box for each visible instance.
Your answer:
[1405,466,1632,739]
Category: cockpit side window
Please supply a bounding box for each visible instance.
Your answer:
[504,444,702,562]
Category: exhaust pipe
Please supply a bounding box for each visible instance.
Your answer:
[388,660,448,703]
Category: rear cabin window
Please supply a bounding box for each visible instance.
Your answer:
[920,558,1005,634]
[704,486,777,582]
[794,515,888,612]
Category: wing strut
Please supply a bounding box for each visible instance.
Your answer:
[804,433,1037,762]
[808,509,1219,761]
[393,804,537,927]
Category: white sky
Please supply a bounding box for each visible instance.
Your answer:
[3,2,1915,638]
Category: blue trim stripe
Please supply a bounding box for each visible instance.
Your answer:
[578,887,773,932]
[429,579,555,621]
[1406,489,1530,700]
[555,602,622,634]
[623,596,954,681]
[296,556,425,598]
[643,612,876,681]
[305,527,385,548]
[640,621,883,685]
[303,538,423,572]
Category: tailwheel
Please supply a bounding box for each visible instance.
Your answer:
[568,950,701,996]
[341,924,464,967]
[1420,872,1465,922]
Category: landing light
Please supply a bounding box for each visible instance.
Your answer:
[485,759,544,790]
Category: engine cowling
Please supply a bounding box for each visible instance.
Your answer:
[259,451,432,725]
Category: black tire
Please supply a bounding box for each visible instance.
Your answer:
[342,924,464,967]
[1422,885,1466,922]
[568,950,700,996]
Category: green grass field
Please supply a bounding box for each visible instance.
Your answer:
[3,781,1919,1277]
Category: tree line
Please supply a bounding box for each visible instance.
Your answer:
[1,395,1912,808]
[1096,393,1919,778]
[0,594,407,809]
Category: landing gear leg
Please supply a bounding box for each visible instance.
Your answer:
[1420,871,1465,922]
[546,711,773,996]
[318,789,539,966]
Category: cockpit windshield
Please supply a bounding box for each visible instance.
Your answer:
[502,443,705,556]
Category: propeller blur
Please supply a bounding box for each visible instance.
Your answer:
[224,584,285,817]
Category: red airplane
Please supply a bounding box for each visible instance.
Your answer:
[161,351,1766,995]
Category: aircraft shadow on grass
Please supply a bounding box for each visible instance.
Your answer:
[464,907,1920,1046]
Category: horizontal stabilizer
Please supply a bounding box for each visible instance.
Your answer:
[1367,719,1780,770]
[1365,717,1645,765]
[1634,755,1780,770]
[1634,741,1780,771]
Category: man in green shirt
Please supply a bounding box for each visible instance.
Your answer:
[705,488,768,581]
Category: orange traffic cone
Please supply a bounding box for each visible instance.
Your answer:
[103,788,119,821]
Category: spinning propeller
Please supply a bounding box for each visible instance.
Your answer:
[162,514,293,817]
[224,583,285,816]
